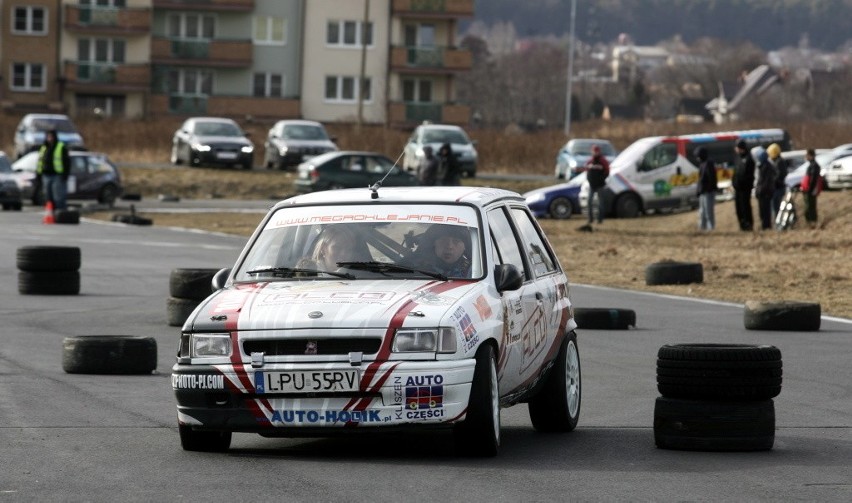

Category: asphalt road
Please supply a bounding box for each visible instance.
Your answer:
[1,207,851,502]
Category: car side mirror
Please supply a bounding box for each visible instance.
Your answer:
[211,267,231,291]
[494,264,523,292]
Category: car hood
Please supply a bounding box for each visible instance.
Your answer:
[524,176,586,198]
[187,279,481,332]
[276,139,336,148]
[26,131,84,147]
[423,142,477,156]
[194,135,252,146]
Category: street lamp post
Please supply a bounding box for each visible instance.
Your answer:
[564,0,577,136]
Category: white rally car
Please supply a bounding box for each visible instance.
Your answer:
[173,186,580,456]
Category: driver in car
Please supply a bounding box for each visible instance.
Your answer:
[417,224,472,278]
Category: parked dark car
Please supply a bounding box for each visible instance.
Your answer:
[12,150,123,206]
[523,172,586,219]
[0,152,23,210]
[170,117,254,169]
[263,120,338,171]
[294,151,418,194]
[14,113,86,159]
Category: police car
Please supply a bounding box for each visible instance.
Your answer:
[173,186,581,456]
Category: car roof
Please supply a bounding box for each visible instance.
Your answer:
[418,124,464,131]
[22,113,71,121]
[278,186,523,209]
[275,120,325,127]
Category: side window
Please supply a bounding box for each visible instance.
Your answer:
[510,207,556,277]
[639,144,677,172]
[487,207,529,281]
[365,156,387,174]
[70,156,88,176]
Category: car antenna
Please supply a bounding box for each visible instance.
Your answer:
[369,149,407,200]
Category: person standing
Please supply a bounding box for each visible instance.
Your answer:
[577,144,610,229]
[754,149,777,230]
[695,147,718,231]
[437,143,461,186]
[800,148,823,228]
[36,129,71,210]
[732,140,755,231]
[766,143,788,220]
[417,146,439,186]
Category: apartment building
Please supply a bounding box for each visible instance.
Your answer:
[0,0,472,126]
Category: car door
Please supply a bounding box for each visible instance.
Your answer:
[634,142,693,210]
[67,155,89,197]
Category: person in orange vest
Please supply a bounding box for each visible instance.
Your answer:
[36,129,71,210]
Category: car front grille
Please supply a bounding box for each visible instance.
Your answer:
[243,337,382,356]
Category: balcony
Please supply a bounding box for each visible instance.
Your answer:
[151,37,252,68]
[388,101,470,127]
[64,5,151,35]
[152,0,254,12]
[390,45,471,73]
[63,62,151,93]
[150,94,301,118]
[392,0,474,17]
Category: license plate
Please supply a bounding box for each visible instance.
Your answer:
[217,151,237,160]
[254,370,359,394]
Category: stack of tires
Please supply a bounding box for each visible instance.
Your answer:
[654,343,782,451]
[17,246,81,295]
[167,268,218,327]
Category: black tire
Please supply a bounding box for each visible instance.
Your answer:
[62,335,157,375]
[112,214,153,226]
[179,424,232,452]
[169,268,218,300]
[120,193,142,201]
[17,246,81,272]
[98,184,120,206]
[54,209,80,224]
[19,270,80,295]
[654,397,775,451]
[454,344,500,457]
[615,193,641,218]
[528,331,581,432]
[645,261,703,285]
[167,296,201,327]
[548,197,574,219]
[744,300,821,331]
[657,344,782,401]
[574,308,636,330]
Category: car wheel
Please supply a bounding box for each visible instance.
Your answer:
[98,184,119,207]
[528,331,581,432]
[170,143,182,165]
[615,193,641,218]
[454,344,500,456]
[548,197,574,219]
[62,335,157,374]
[179,424,232,452]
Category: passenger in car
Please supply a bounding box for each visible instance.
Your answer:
[307,225,371,271]
[416,224,472,278]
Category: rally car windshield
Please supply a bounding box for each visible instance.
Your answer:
[233,204,483,282]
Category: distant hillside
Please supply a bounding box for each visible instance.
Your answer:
[470,0,852,51]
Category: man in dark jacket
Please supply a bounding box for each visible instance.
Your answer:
[732,140,756,231]
[417,146,439,186]
[695,146,718,231]
[36,129,71,210]
[755,149,776,230]
[801,148,823,228]
[577,144,610,229]
[437,143,461,186]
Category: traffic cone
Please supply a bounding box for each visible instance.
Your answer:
[42,201,55,224]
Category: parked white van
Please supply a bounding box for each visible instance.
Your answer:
[579,129,791,218]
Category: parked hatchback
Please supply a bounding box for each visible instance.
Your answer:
[263,120,338,171]
[554,139,617,180]
[172,186,581,456]
[170,117,254,169]
[0,153,23,211]
[524,172,586,219]
[293,151,418,194]
[12,150,123,206]
[14,114,86,159]
[402,124,478,177]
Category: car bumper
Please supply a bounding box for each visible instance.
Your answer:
[459,161,477,177]
[173,359,475,433]
[193,150,253,167]
[826,173,852,188]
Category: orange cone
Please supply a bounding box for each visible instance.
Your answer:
[42,201,55,224]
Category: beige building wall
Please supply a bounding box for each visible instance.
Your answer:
[301,0,389,124]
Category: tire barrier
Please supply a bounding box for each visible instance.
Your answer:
[16,246,81,295]
[654,343,781,451]
[54,208,80,225]
[167,268,218,326]
[744,300,821,332]
[645,261,703,286]
[62,335,157,375]
[112,214,153,226]
[574,308,636,330]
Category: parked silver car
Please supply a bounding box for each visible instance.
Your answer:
[402,123,478,177]
[14,114,85,159]
[263,120,338,171]
[554,139,617,180]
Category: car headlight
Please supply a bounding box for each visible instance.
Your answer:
[393,327,457,353]
[241,145,254,153]
[525,192,545,204]
[192,142,211,152]
[190,333,232,358]
[568,159,579,168]
[278,145,289,155]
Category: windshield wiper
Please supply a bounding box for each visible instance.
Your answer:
[245,266,354,280]
[336,261,447,281]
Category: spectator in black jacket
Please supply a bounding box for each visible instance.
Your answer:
[732,140,756,231]
[755,149,776,230]
[695,147,718,231]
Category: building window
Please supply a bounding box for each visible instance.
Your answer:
[254,16,286,45]
[168,69,213,95]
[404,23,435,47]
[76,94,126,117]
[402,78,432,102]
[78,38,126,63]
[326,20,373,47]
[12,6,47,35]
[253,73,283,98]
[167,13,215,39]
[11,63,45,91]
[324,76,371,103]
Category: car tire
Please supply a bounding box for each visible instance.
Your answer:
[62,335,157,375]
[548,197,574,219]
[19,270,80,295]
[615,193,641,218]
[97,184,120,207]
[574,308,636,330]
[528,331,581,432]
[645,261,703,285]
[656,343,782,401]
[167,296,201,327]
[17,245,81,272]
[743,300,821,331]
[54,209,80,225]
[654,397,775,451]
[169,268,218,301]
[179,424,232,452]
[454,344,500,457]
